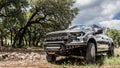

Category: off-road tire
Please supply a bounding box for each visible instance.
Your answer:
[46,54,56,62]
[86,42,96,63]
[107,44,114,57]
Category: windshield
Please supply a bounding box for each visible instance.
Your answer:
[68,25,93,31]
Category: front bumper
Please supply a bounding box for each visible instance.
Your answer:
[43,41,87,52]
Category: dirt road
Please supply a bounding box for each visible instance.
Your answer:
[0,47,87,68]
[0,47,120,68]
[0,48,50,68]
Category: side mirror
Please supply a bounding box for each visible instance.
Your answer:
[94,28,103,34]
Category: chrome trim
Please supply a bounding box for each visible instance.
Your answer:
[66,42,87,46]
[45,46,61,51]
[46,47,60,49]
[44,41,64,44]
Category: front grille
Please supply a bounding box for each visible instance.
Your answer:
[45,32,84,43]
[45,33,68,41]
[47,33,67,37]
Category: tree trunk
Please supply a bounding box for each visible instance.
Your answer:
[10,30,13,45]
[35,35,41,47]
[0,30,3,46]
[12,25,28,48]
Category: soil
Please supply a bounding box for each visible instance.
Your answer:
[0,47,50,68]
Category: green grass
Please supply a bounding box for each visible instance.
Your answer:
[54,56,120,68]
[102,56,120,65]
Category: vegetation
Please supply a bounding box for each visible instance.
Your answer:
[46,56,120,68]
[0,0,78,48]
[107,29,120,47]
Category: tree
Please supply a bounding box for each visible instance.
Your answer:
[0,0,78,48]
[0,0,28,46]
[12,0,78,47]
[107,29,120,47]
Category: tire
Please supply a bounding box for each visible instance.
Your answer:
[86,42,96,63]
[46,54,56,62]
[107,44,114,57]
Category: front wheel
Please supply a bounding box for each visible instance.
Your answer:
[46,54,56,62]
[86,42,96,63]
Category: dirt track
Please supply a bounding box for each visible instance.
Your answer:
[0,48,86,68]
[0,48,73,68]
[0,48,49,68]
[0,47,120,68]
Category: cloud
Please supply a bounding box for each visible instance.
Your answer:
[72,0,120,30]
[99,20,120,30]
[75,0,95,7]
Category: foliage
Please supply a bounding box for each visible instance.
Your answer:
[0,0,78,47]
[106,29,120,47]
[0,0,28,46]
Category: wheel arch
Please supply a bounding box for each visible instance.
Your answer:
[111,42,114,46]
[87,38,97,52]
[109,40,114,47]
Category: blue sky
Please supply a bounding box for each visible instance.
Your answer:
[113,12,120,20]
[72,0,120,30]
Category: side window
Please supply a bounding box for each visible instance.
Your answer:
[93,25,101,29]
[96,35,101,38]
[84,26,92,31]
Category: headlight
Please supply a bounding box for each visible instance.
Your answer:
[69,32,85,42]
[77,37,84,42]
[79,32,85,36]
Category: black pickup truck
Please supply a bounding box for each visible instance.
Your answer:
[43,24,114,63]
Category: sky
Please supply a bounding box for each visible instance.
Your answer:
[72,0,120,30]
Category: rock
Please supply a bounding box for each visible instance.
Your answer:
[0,51,43,61]
[30,52,35,56]
[11,52,17,56]
[9,55,15,59]
[25,53,30,60]
[0,54,3,60]
[2,54,8,59]
[4,57,9,61]
[34,53,41,60]
[20,55,26,60]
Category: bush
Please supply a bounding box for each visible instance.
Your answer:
[107,29,120,47]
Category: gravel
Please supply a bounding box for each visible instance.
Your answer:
[0,52,43,61]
